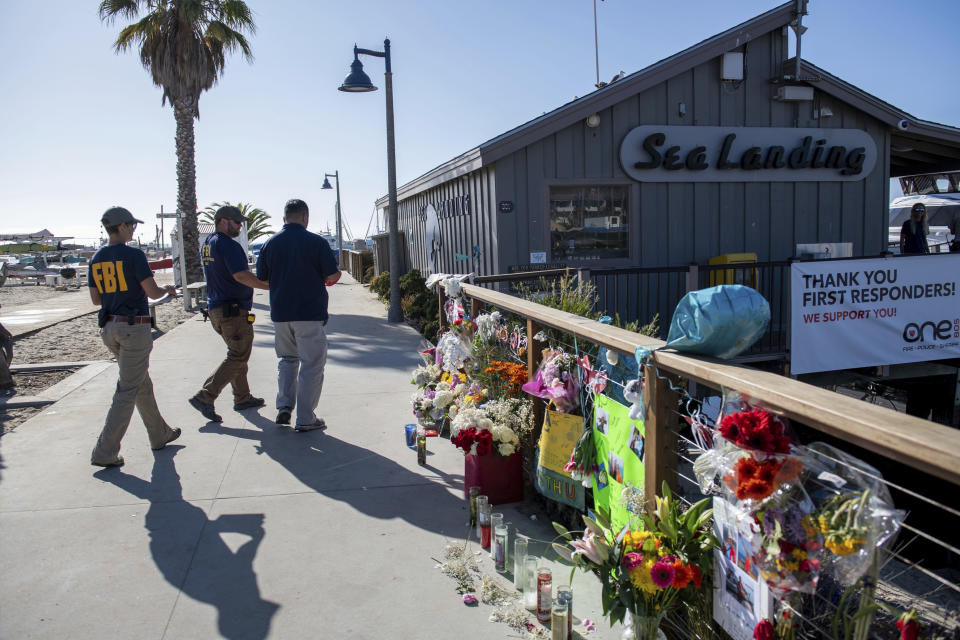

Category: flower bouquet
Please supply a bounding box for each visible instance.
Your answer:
[552,483,715,639]
[521,348,580,413]
[752,487,822,593]
[452,402,525,504]
[803,442,905,585]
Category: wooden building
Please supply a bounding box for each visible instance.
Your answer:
[376,2,960,282]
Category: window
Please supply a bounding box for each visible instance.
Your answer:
[550,185,629,261]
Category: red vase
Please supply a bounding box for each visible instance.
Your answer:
[464,451,523,505]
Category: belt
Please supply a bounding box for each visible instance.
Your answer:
[106,315,152,324]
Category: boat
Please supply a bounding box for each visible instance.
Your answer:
[888,171,959,253]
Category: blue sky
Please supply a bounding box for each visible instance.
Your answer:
[1,0,957,246]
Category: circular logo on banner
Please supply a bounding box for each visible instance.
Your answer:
[424,203,442,273]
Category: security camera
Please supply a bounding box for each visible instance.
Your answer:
[897,119,909,130]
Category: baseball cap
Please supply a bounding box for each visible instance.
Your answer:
[214,205,248,223]
[101,206,144,226]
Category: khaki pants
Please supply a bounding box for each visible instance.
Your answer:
[273,320,327,426]
[91,322,175,463]
[195,306,254,404]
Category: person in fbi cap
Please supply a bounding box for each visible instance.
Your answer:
[188,205,269,423]
[87,206,182,467]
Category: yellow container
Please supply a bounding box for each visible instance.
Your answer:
[708,252,757,287]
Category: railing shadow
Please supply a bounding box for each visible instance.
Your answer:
[95,445,279,639]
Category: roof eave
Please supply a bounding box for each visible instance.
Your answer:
[478,1,797,164]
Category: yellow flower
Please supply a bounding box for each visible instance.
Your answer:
[792,549,807,560]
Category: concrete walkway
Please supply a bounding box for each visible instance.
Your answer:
[0,275,619,640]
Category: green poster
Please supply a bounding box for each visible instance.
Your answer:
[591,394,646,532]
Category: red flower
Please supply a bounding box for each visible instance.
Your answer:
[692,565,703,588]
[475,430,493,456]
[896,618,918,640]
[753,620,774,640]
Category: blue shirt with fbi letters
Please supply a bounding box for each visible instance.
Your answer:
[87,243,153,317]
[256,223,339,322]
[202,232,253,310]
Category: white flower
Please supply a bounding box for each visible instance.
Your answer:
[448,405,459,419]
[498,443,516,457]
[453,384,467,396]
[443,278,462,297]
[433,390,454,409]
[477,417,494,432]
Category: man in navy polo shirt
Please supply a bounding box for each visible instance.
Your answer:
[256,199,341,430]
[189,205,270,423]
[88,206,182,467]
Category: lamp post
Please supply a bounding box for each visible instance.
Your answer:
[339,38,402,323]
[321,171,343,263]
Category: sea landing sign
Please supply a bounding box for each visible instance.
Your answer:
[619,126,877,182]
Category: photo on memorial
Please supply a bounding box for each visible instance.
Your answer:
[595,461,609,490]
[724,564,756,613]
[595,406,609,436]
[607,451,624,485]
[627,423,644,461]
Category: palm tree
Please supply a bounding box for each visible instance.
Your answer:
[99,0,256,282]
[201,201,275,242]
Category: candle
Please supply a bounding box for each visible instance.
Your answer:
[523,557,539,611]
[513,537,528,589]
[536,567,552,623]
[478,497,491,549]
[492,513,507,572]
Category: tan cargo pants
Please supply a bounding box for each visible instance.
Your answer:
[91,322,176,464]
[194,306,255,405]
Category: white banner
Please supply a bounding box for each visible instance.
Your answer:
[790,255,960,374]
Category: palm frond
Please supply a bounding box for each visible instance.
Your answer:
[98,0,142,23]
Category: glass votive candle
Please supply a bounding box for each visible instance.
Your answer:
[468,486,480,527]
[536,566,553,623]
[491,513,507,572]
[513,537,528,589]
[522,556,539,611]
[474,495,488,539]
[555,584,572,639]
[478,498,492,549]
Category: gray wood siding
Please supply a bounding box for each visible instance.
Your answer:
[489,30,890,270]
[395,166,497,277]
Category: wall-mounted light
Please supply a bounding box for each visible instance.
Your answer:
[678,102,686,117]
[721,52,744,81]
[585,113,601,128]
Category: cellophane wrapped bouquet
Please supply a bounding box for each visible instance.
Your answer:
[552,484,716,639]
[521,348,580,413]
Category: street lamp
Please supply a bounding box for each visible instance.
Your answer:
[321,171,343,262]
[339,38,402,323]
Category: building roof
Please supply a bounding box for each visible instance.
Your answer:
[379,1,960,206]
[783,58,960,176]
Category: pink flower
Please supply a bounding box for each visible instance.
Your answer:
[622,552,644,570]
[571,530,605,565]
[650,560,676,588]
[462,593,478,605]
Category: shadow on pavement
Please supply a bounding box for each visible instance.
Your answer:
[200,416,466,536]
[96,445,280,640]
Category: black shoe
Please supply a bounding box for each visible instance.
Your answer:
[295,419,327,432]
[234,396,266,411]
[189,397,223,423]
[153,428,182,450]
[91,456,125,468]
[276,410,291,425]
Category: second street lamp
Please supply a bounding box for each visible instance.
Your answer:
[321,171,343,262]
[339,38,402,323]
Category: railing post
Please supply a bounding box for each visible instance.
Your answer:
[576,268,591,285]
[438,286,448,333]
[685,263,699,293]
[643,360,679,514]
[527,319,546,439]
[471,298,482,319]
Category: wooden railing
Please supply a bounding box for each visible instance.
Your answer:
[340,249,371,283]
[445,282,960,513]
